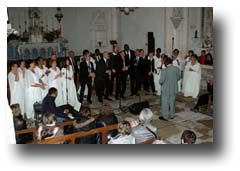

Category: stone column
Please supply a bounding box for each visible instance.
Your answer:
[164,7,189,57]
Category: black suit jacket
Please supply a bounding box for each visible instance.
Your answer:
[145,58,155,74]
[114,55,130,76]
[136,56,145,77]
[68,57,79,73]
[93,53,103,63]
[125,50,136,73]
[79,60,95,83]
[95,58,111,81]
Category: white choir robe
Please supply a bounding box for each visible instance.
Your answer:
[8,71,25,114]
[48,67,64,107]
[173,57,182,92]
[35,66,49,99]
[25,69,42,119]
[153,56,162,95]
[61,66,81,111]
[182,62,202,98]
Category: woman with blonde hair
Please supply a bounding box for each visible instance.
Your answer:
[108,120,135,144]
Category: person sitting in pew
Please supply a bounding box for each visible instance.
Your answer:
[11,104,32,144]
[73,106,98,144]
[108,120,135,144]
[37,113,64,142]
[131,108,157,144]
[42,87,75,122]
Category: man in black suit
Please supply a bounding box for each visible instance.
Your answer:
[79,49,95,104]
[114,50,130,99]
[124,44,136,96]
[136,49,146,95]
[68,51,79,90]
[93,49,102,63]
[145,51,156,94]
[95,51,112,103]
[109,45,119,96]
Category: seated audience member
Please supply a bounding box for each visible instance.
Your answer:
[73,106,97,144]
[11,104,32,144]
[191,80,213,113]
[42,88,74,122]
[132,108,157,144]
[37,113,64,142]
[95,104,118,143]
[181,130,197,144]
[108,120,135,144]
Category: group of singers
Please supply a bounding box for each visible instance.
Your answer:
[8,43,204,121]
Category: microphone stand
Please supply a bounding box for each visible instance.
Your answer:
[66,66,69,105]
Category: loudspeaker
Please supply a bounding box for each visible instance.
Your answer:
[128,101,150,115]
[148,32,155,54]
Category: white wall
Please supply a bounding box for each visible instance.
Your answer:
[8,7,204,56]
[119,7,166,52]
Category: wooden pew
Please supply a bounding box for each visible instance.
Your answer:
[37,124,119,144]
[15,120,74,143]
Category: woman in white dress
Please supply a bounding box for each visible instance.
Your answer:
[61,59,81,111]
[17,60,27,114]
[48,60,64,107]
[8,62,25,115]
[25,60,44,120]
[35,57,49,99]
[153,54,162,96]
[182,55,202,98]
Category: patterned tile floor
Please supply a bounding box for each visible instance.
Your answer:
[85,91,213,144]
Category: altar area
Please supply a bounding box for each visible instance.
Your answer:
[7,7,68,60]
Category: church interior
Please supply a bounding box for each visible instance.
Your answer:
[7,7,213,144]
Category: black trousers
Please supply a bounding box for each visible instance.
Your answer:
[148,74,156,92]
[115,73,127,98]
[79,80,92,102]
[96,78,110,101]
[109,74,116,96]
[130,73,137,95]
[136,76,145,93]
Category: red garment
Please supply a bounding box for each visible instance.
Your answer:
[199,55,206,64]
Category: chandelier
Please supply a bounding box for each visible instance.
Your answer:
[118,7,138,15]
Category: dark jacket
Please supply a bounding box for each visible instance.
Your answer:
[114,55,130,76]
[95,58,111,81]
[42,95,67,118]
[79,60,95,83]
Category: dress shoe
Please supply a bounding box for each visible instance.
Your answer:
[98,98,103,103]
[130,94,134,96]
[115,96,120,100]
[159,116,168,121]
[87,100,92,104]
[135,93,140,96]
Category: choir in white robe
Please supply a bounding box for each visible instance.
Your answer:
[8,71,25,114]
[35,66,49,99]
[172,57,182,92]
[25,69,42,119]
[61,66,81,111]
[182,62,202,98]
[17,68,26,113]
[153,56,162,95]
[48,67,64,106]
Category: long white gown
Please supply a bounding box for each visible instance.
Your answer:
[48,67,64,107]
[8,71,25,114]
[25,69,42,119]
[182,62,202,98]
[153,56,162,95]
[61,66,81,111]
[173,57,182,92]
[35,66,49,99]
